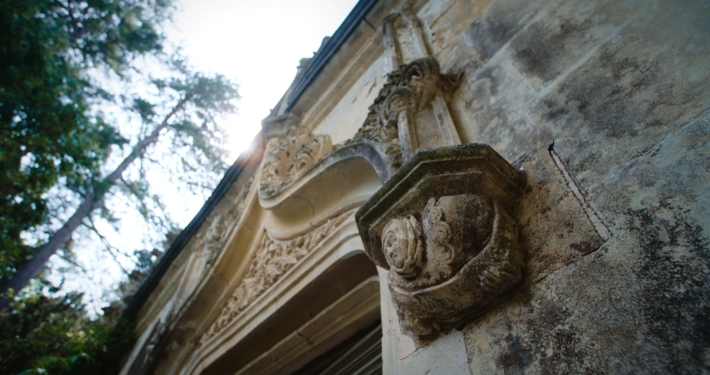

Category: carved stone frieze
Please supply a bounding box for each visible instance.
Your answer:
[195,177,254,266]
[356,145,525,337]
[259,129,333,199]
[198,210,352,346]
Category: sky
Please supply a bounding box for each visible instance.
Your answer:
[168,0,360,158]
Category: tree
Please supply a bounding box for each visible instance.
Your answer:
[0,62,239,309]
[0,230,170,374]
[0,289,132,375]
[0,0,240,309]
[0,0,240,372]
[0,0,172,287]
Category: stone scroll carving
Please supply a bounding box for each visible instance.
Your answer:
[198,210,352,346]
[257,57,461,200]
[344,57,461,170]
[259,129,333,199]
[387,195,522,336]
[356,145,525,337]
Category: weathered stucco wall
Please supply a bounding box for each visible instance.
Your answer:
[311,53,389,145]
[385,0,710,373]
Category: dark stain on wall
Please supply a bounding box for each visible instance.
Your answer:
[463,0,544,69]
[629,199,710,373]
[496,333,533,373]
[512,19,593,83]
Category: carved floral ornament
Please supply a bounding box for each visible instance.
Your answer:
[257,57,461,200]
[259,131,333,198]
[254,59,524,338]
[356,145,525,337]
[198,211,352,347]
[344,57,461,168]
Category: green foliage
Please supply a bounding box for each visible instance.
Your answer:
[157,63,239,182]
[0,247,164,375]
[0,0,241,371]
[0,0,171,283]
[0,290,134,375]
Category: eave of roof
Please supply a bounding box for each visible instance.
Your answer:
[124,0,380,321]
[286,0,379,111]
[122,141,258,320]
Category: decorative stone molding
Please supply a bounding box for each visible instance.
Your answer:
[198,210,352,346]
[165,177,254,329]
[356,145,525,337]
[258,129,334,199]
[257,56,462,201]
[382,12,430,68]
[343,57,462,171]
[195,177,254,266]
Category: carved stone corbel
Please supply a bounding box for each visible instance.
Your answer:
[349,11,528,338]
[356,145,524,337]
[353,12,525,338]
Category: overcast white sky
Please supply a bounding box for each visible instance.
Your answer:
[169,0,359,158]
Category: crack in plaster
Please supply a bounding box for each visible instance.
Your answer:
[548,143,612,241]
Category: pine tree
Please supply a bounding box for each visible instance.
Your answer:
[0,0,240,310]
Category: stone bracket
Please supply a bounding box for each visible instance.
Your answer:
[356,144,525,337]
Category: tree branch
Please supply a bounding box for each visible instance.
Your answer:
[0,93,195,310]
[83,218,131,277]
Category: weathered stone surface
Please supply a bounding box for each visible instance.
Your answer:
[383,12,430,66]
[121,0,710,373]
[425,0,709,372]
[516,149,606,286]
[385,0,709,372]
[464,117,710,371]
[398,329,470,374]
[311,53,388,145]
[357,144,525,337]
[462,0,549,70]
[450,53,539,160]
